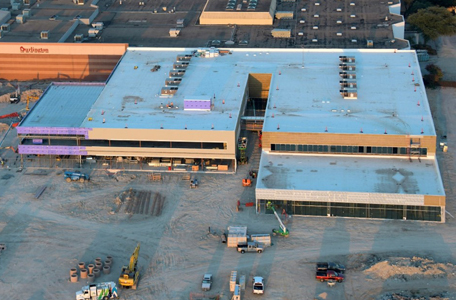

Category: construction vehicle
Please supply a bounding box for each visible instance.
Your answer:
[266,201,289,237]
[119,243,140,289]
[237,137,248,165]
[26,95,40,111]
[64,171,90,183]
[9,94,20,104]
[190,178,198,189]
[76,281,119,300]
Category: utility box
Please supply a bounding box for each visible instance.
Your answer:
[169,28,180,37]
[12,2,22,10]
[74,34,83,42]
[227,226,247,247]
[250,234,271,247]
[230,271,237,292]
[1,23,10,32]
[22,9,31,17]
[40,30,49,39]
[271,29,291,38]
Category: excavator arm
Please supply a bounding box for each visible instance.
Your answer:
[129,243,140,272]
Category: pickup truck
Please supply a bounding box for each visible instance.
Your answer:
[201,273,212,291]
[237,242,264,254]
[316,262,346,273]
[315,270,344,282]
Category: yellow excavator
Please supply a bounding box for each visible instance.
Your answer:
[119,243,140,289]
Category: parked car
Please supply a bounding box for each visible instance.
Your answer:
[316,262,346,273]
[315,270,344,283]
[252,276,264,294]
[201,273,212,291]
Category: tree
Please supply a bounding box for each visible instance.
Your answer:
[423,64,443,88]
[408,6,456,44]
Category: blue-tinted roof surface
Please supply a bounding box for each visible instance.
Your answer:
[21,83,105,128]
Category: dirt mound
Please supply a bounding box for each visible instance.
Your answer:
[364,257,455,281]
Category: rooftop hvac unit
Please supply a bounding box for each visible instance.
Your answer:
[351,26,357,30]
[161,86,178,96]
[176,54,192,61]
[236,4,242,10]
[176,18,184,27]
[339,63,356,71]
[1,24,10,32]
[0,30,3,39]
[367,39,373,47]
[340,89,358,99]
[339,80,357,88]
[169,70,186,77]
[336,8,342,11]
[298,31,304,36]
[350,2,355,5]
[301,8,306,11]
[313,26,318,29]
[74,34,83,42]
[22,9,31,17]
[23,0,35,6]
[92,22,104,29]
[312,38,318,42]
[16,14,26,24]
[336,20,342,24]
[300,19,305,23]
[173,62,189,69]
[339,71,357,79]
[352,39,357,43]
[12,2,21,10]
[165,78,182,86]
[169,28,181,37]
[40,30,49,39]
[77,0,84,5]
[314,14,319,18]
[336,32,342,36]
[339,56,355,62]
[315,2,320,5]
[88,28,100,37]
[350,14,356,18]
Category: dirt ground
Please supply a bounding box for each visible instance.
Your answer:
[2,42,456,300]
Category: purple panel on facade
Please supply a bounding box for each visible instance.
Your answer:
[184,99,212,110]
[18,145,88,155]
[17,127,92,138]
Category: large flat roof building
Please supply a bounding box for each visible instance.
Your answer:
[16,47,445,222]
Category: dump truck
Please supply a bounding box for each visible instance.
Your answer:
[75,281,118,300]
[237,242,264,254]
[64,171,90,183]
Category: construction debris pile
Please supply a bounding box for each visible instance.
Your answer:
[70,256,113,283]
[364,256,455,281]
